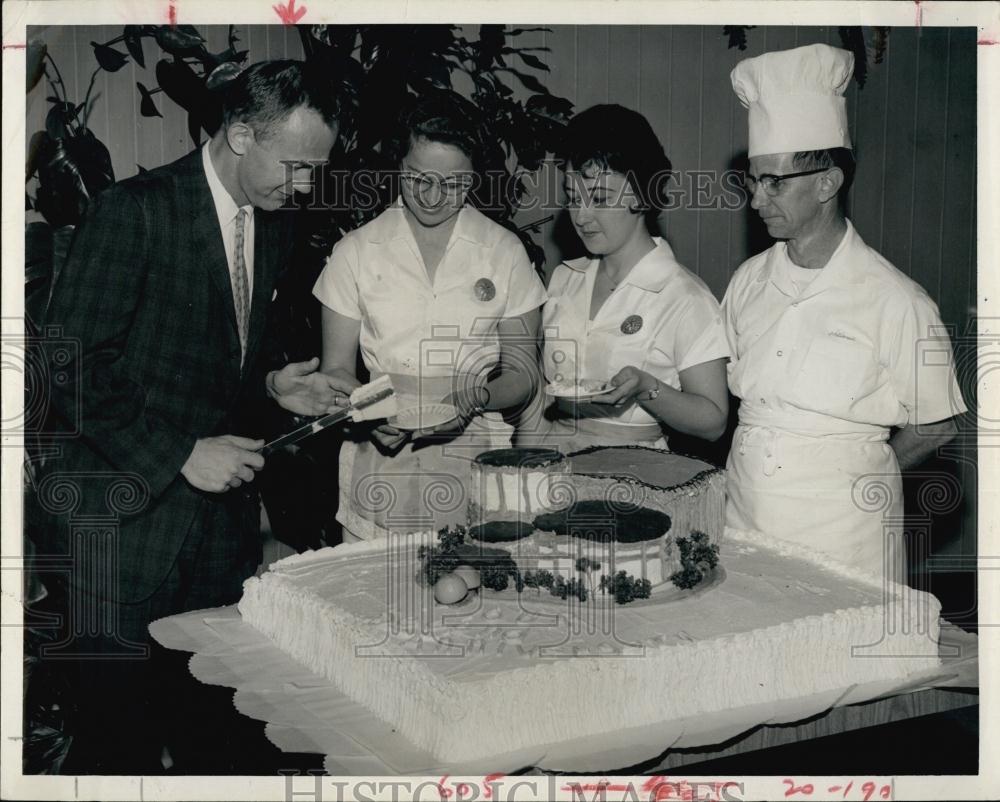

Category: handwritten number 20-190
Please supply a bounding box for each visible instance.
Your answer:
[784,779,891,800]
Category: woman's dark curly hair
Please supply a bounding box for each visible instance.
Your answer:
[557,104,673,231]
[383,92,484,172]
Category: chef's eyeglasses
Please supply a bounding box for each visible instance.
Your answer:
[743,167,831,197]
[400,169,476,196]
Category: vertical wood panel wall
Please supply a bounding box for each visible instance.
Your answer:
[27,24,976,325]
[26,24,304,182]
[26,25,977,566]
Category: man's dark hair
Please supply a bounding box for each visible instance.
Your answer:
[384,93,484,170]
[222,60,340,140]
[792,147,856,197]
[557,104,674,231]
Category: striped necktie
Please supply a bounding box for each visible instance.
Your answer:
[232,208,250,361]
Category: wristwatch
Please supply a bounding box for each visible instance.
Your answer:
[642,377,660,402]
[471,384,491,416]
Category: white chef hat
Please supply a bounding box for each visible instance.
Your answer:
[731,44,854,158]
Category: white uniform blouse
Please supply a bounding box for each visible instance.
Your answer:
[542,239,731,428]
[314,200,547,380]
[312,200,548,541]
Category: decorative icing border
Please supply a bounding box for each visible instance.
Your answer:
[567,444,724,495]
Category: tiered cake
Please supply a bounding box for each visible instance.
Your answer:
[238,446,943,765]
[468,446,725,587]
[467,447,570,540]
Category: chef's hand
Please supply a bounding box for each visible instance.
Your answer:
[268,359,359,415]
[413,386,488,439]
[370,423,410,452]
[181,435,265,493]
[589,366,656,407]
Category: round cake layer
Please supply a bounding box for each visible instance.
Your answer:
[470,446,725,590]
[475,448,565,469]
[533,501,671,543]
[468,520,535,542]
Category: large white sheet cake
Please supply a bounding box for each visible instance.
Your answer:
[238,527,942,763]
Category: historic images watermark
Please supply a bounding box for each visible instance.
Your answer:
[348,319,665,657]
[4,317,155,657]
[2,318,82,461]
[277,161,751,216]
[280,772,748,802]
[848,321,985,655]
[25,470,152,659]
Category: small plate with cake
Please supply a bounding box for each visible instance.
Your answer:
[544,379,612,399]
[388,403,458,431]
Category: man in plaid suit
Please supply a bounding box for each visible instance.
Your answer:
[35,60,351,773]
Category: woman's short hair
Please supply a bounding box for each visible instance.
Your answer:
[222,60,340,141]
[385,93,484,169]
[557,104,673,230]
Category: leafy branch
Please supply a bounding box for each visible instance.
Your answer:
[723,25,892,88]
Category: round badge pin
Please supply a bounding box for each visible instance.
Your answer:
[474,277,496,302]
[621,314,643,335]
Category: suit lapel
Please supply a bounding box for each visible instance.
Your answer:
[181,156,242,359]
[177,150,288,379]
[244,209,283,369]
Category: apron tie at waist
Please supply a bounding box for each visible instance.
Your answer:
[548,412,663,443]
[738,403,891,442]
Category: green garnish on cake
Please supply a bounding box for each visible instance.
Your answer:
[668,531,720,590]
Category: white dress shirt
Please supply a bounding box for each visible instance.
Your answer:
[202,143,254,300]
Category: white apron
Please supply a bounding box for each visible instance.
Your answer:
[726,404,906,585]
[721,224,973,587]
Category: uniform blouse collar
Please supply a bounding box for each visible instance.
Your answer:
[563,237,680,293]
[367,197,491,246]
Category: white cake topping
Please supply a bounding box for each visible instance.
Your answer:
[239,525,942,762]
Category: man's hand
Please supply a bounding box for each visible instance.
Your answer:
[181,435,265,493]
[589,366,656,407]
[268,358,360,416]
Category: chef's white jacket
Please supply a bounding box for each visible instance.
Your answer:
[722,219,966,582]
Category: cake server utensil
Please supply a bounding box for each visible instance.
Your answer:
[260,375,397,456]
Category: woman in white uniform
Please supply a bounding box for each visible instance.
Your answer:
[314,95,547,541]
[538,105,730,453]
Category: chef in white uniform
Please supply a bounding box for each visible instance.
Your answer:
[537,104,731,454]
[315,96,546,541]
[723,44,966,584]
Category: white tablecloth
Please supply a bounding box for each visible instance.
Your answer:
[149,606,977,775]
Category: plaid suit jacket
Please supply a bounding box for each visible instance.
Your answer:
[36,149,294,603]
